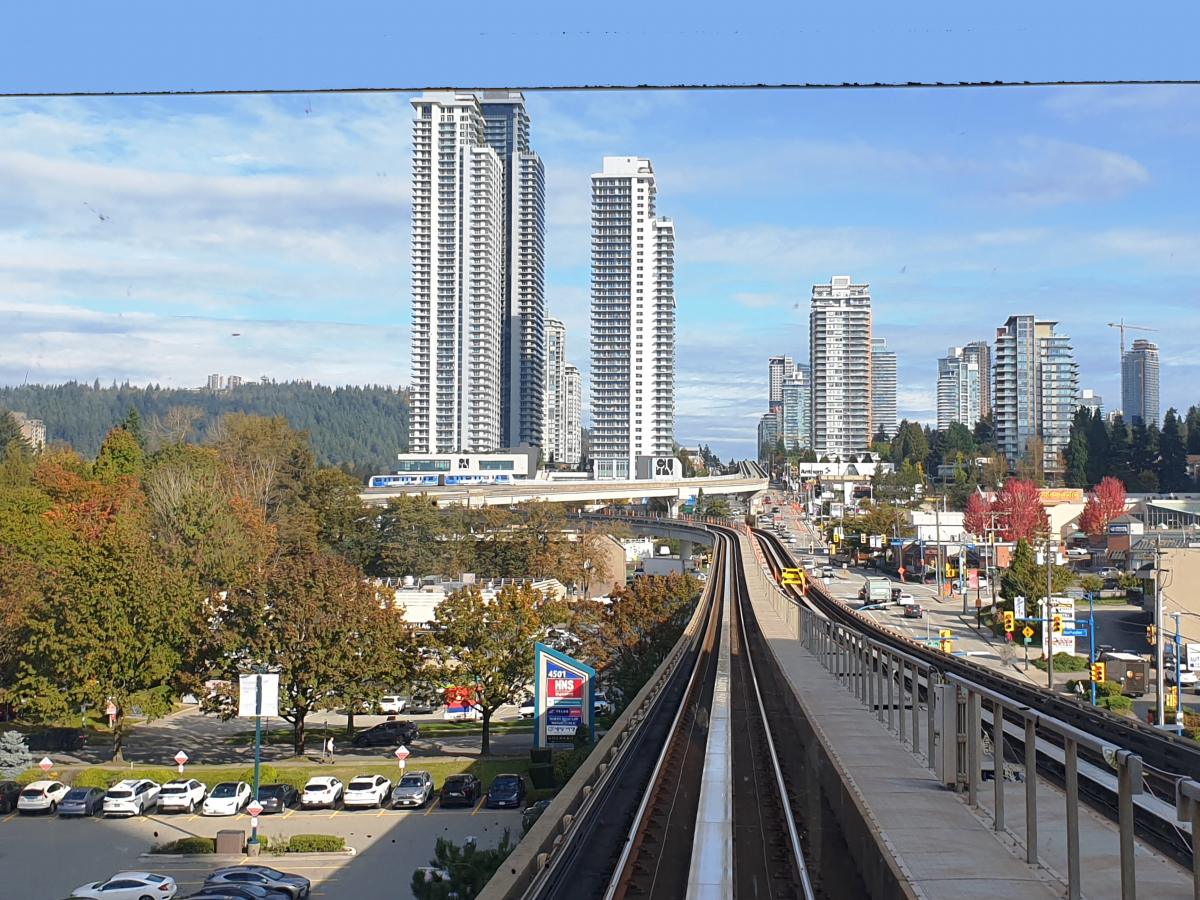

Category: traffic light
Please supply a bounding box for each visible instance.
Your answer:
[1148,624,1157,646]
[1003,611,1015,633]
[1090,662,1106,683]
[1052,614,1063,634]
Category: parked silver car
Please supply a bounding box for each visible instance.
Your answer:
[391,770,435,809]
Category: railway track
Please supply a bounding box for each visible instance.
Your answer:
[752,526,1199,864]
[525,527,835,900]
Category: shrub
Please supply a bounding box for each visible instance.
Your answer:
[152,837,216,854]
[71,768,118,788]
[16,768,47,785]
[1096,680,1124,698]
[238,764,279,786]
[274,768,312,791]
[1032,652,1089,672]
[287,834,345,853]
[1100,695,1134,714]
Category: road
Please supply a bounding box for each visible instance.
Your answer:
[0,793,523,899]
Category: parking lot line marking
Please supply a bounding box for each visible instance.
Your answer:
[424,797,440,816]
[283,808,295,819]
[472,796,486,815]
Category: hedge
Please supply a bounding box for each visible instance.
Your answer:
[152,837,216,854]
[287,834,345,853]
[1100,695,1134,714]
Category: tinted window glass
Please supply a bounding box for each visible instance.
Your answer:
[211,783,239,798]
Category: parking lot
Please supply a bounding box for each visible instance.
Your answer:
[0,790,524,899]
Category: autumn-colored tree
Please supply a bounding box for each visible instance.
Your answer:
[964,491,991,537]
[1079,476,1127,536]
[991,478,1049,542]
[431,584,566,756]
[206,552,413,755]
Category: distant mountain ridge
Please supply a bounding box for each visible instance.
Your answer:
[0,381,409,474]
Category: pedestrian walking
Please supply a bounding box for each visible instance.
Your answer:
[325,735,335,765]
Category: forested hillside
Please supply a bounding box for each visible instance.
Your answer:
[0,381,408,473]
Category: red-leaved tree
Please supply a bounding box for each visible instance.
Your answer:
[1080,476,1127,535]
[964,492,991,537]
[992,478,1049,542]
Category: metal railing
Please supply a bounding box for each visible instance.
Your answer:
[750,546,1152,900]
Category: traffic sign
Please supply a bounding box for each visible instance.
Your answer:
[1062,628,1088,637]
[247,800,263,818]
[174,751,189,765]
[395,745,410,769]
[1022,626,1035,639]
[39,757,52,772]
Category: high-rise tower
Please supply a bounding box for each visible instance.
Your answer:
[937,347,981,431]
[1121,339,1160,427]
[810,276,873,457]
[590,157,676,479]
[870,337,897,440]
[408,90,545,454]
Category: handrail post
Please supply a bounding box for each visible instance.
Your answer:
[876,645,885,723]
[912,665,921,757]
[927,671,936,771]
[1065,737,1080,900]
[967,689,980,806]
[1025,715,1038,865]
[993,700,1005,832]
[887,651,895,733]
[1117,750,1142,900]
[898,661,907,745]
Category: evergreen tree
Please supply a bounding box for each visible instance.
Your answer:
[1131,421,1160,490]
[0,730,33,779]
[972,416,995,447]
[1065,425,1089,488]
[121,405,146,452]
[0,412,31,455]
[1085,409,1110,486]
[1158,408,1188,492]
[1186,405,1200,454]
[1107,414,1133,487]
[944,422,977,459]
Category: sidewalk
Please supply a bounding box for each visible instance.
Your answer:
[740,533,1193,900]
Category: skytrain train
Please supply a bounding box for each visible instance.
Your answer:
[367,473,515,488]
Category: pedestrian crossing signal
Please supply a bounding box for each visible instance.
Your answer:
[1003,612,1015,633]
[1090,662,1106,683]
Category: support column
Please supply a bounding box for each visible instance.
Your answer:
[668,497,682,518]
[680,539,693,567]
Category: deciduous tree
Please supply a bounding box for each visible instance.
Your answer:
[1080,477,1127,536]
[991,478,1049,543]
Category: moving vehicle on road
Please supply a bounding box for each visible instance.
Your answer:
[897,591,915,603]
[58,787,108,817]
[203,781,252,816]
[255,783,299,814]
[28,727,87,753]
[158,779,207,814]
[0,780,22,814]
[299,776,343,810]
[70,871,177,899]
[18,780,70,814]
[103,779,160,817]
[902,604,925,619]
[205,866,311,900]
[391,770,435,808]
[350,720,419,748]
[190,886,291,900]
[439,773,482,808]
[342,774,393,809]
[485,774,527,809]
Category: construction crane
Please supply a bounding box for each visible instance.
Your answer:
[1107,319,1157,356]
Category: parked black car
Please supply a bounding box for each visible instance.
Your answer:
[0,781,21,814]
[522,799,554,834]
[351,721,418,748]
[485,773,527,809]
[439,773,482,808]
[27,728,87,752]
[255,783,300,814]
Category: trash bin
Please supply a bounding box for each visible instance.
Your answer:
[215,830,245,855]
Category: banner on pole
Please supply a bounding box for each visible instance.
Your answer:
[238,674,280,717]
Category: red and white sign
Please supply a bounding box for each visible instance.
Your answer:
[106,701,117,716]
[394,746,410,760]
[39,757,52,772]
[174,751,189,766]
[247,801,263,818]
[549,677,582,699]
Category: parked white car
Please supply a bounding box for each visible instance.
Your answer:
[103,779,160,817]
[518,700,535,719]
[17,780,70,814]
[342,774,393,809]
[378,696,406,714]
[300,776,343,810]
[158,779,207,814]
[594,692,613,715]
[70,871,178,899]
[202,781,251,816]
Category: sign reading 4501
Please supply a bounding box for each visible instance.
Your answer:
[534,643,596,747]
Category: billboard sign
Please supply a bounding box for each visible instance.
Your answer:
[237,673,280,718]
[1042,600,1077,658]
[534,643,596,747]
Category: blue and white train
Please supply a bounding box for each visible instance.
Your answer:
[367,473,515,488]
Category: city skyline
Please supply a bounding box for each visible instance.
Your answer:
[2,87,1200,459]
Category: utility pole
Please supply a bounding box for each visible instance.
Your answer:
[1046,536,1055,692]
[1155,535,1166,728]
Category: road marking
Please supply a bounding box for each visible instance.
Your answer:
[283,808,295,819]
[472,795,487,815]
[424,797,440,816]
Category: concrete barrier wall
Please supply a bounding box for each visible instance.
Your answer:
[477,525,720,900]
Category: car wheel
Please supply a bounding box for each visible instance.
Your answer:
[49,801,57,814]
[140,895,155,900]
[187,800,195,814]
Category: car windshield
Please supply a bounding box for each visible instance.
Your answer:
[348,780,375,790]
[65,789,91,800]
[257,787,282,798]
[399,776,424,787]
[492,778,519,790]
[20,788,43,797]
[211,783,239,798]
[106,790,132,798]
[304,782,329,791]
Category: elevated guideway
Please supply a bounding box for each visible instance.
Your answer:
[360,460,768,510]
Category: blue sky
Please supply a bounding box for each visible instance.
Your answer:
[2,85,1200,458]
